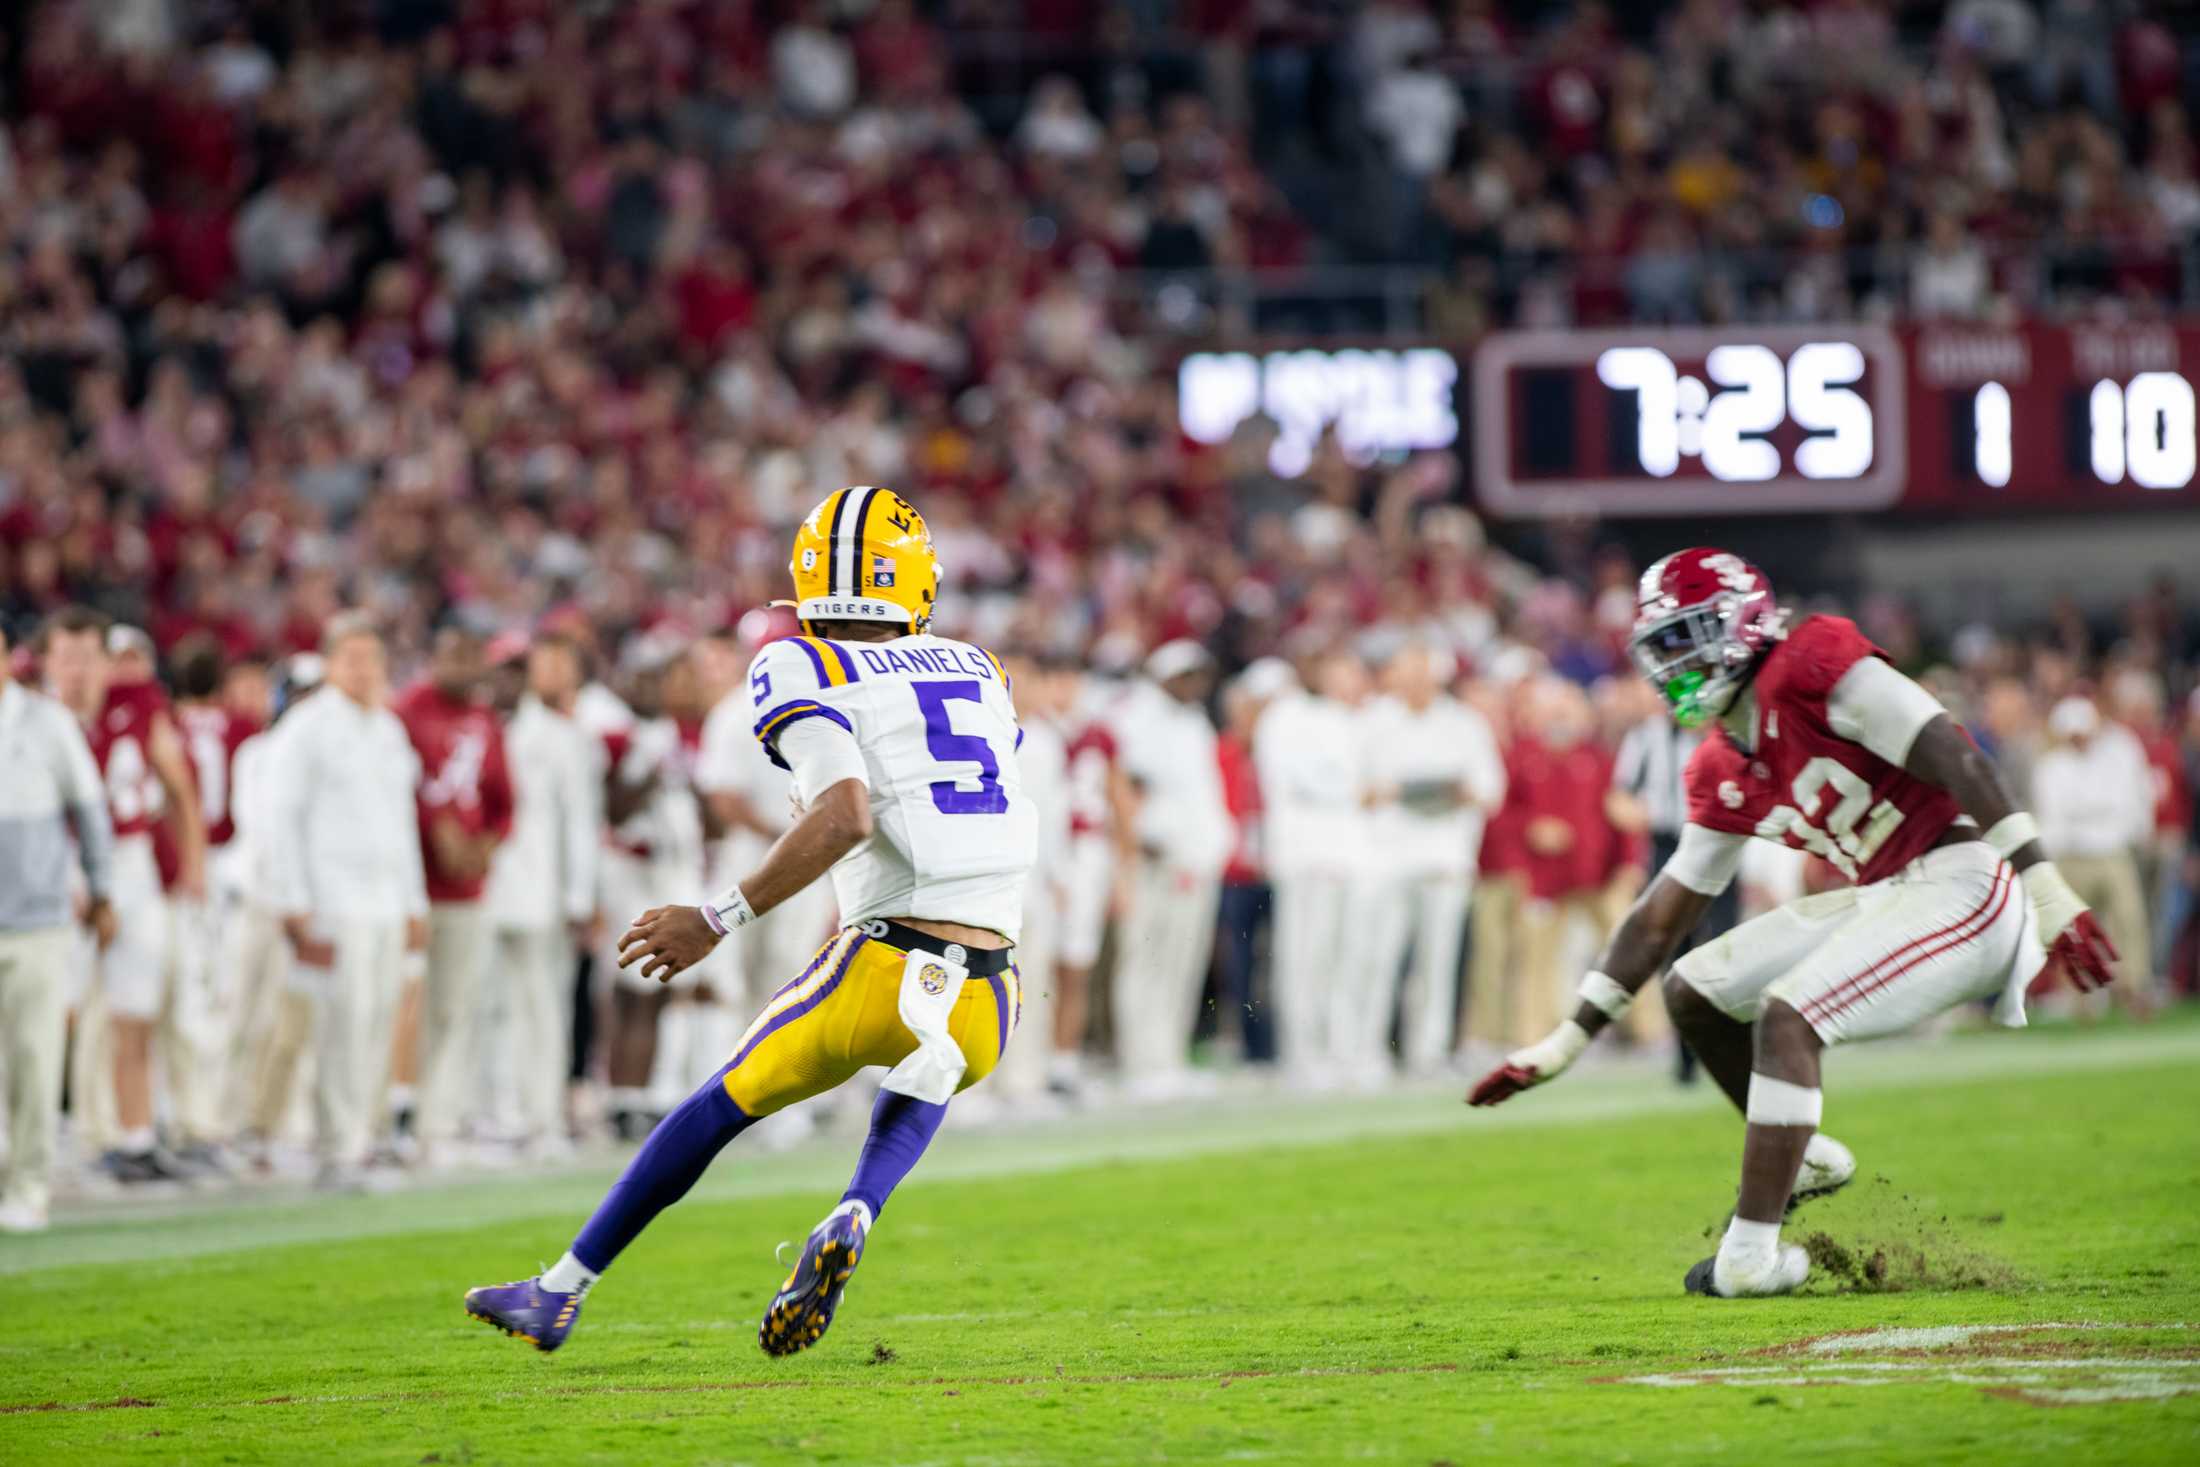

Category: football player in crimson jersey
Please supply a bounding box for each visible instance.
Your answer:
[1468,550,2118,1299]
[167,638,269,1161]
[41,608,208,1183]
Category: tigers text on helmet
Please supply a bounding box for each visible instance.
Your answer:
[789,487,942,635]
[1628,548,1784,727]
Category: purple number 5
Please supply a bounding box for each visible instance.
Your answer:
[913,680,1008,815]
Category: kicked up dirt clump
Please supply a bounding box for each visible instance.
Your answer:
[1799,1229,2015,1293]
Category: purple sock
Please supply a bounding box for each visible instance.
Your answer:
[572,1069,753,1272]
[842,1089,948,1219]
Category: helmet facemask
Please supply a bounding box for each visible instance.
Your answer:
[1629,600,1758,728]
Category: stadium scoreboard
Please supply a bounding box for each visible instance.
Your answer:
[1473,323,2200,516]
[1175,325,2200,516]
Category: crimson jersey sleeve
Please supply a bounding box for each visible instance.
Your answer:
[1681,735,1756,837]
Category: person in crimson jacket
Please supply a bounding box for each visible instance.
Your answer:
[393,626,515,1162]
[1508,678,1637,1051]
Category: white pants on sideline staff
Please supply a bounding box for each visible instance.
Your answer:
[304,917,408,1171]
[0,928,72,1220]
[417,901,492,1147]
[158,896,227,1146]
[483,924,573,1147]
[1269,872,1354,1075]
[1112,860,1220,1092]
[68,968,120,1155]
[1362,873,1470,1074]
[1057,834,1113,971]
[223,903,309,1140]
[96,839,168,1022]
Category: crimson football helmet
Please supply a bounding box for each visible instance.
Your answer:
[1628,548,1784,727]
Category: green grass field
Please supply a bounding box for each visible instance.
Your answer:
[5,1018,2199,1465]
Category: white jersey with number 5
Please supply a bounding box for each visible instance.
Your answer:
[748,633,1036,941]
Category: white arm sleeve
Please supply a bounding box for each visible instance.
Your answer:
[778,715,870,805]
[1664,821,1748,897]
[1826,656,1947,767]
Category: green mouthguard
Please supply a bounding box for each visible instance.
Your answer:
[1662,669,1712,727]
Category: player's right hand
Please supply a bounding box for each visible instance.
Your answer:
[618,905,722,984]
[1465,1019,1590,1108]
[1466,1062,1542,1107]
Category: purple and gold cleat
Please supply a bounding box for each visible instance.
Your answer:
[464,1277,583,1353]
[759,1207,867,1357]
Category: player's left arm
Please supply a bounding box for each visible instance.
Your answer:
[1834,655,2115,989]
[146,709,209,898]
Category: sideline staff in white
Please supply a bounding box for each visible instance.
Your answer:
[1111,640,1231,1097]
[1360,644,1505,1074]
[263,614,430,1186]
[1255,651,1371,1075]
[483,634,601,1153]
[0,625,117,1232]
[221,655,322,1149]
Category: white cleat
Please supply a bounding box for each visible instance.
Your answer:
[1791,1134,1857,1212]
[1686,1242,1812,1298]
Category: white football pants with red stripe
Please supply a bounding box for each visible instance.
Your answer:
[1671,839,2042,1043]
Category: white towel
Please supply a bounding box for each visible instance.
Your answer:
[880,945,971,1102]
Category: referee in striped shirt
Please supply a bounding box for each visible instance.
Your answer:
[1607,710,1740,1085]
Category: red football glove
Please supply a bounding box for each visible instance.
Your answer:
[1464,1020,1590,1108]
[1467,1063,1539,1108]
[2022,863,2119,994]
[2048,908,2119,993]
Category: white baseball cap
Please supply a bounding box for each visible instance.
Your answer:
[107,623,154,660]
[1145,639,1214,684]
[2047,696,2100,740]
[1232,656,1298,701]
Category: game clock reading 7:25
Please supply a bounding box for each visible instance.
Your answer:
[1472,323,2200,516]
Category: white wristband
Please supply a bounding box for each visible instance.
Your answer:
[2019,861,2086,943]
[703,885,756,935]
[1983,813,2038,862]
[1577,971,1632,1020]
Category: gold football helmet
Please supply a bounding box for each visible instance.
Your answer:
[787,487,941,635]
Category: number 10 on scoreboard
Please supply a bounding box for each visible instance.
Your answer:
[1970,373,2196,491]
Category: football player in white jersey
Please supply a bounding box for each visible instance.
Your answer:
[467,487,1036,1358]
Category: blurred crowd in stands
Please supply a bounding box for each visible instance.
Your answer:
[1,1,2199,1221]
